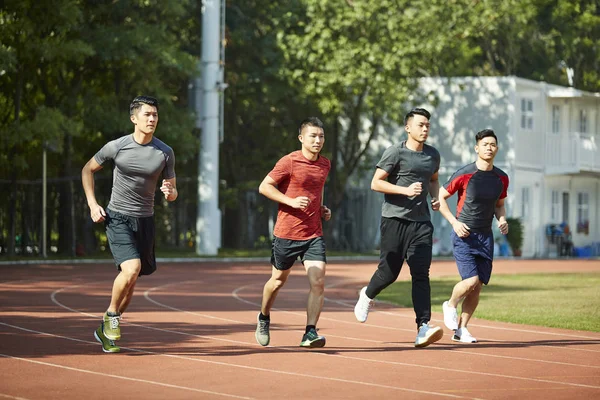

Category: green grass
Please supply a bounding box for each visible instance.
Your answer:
[377,273,600,332]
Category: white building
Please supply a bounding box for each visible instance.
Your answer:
[418,76,600,257]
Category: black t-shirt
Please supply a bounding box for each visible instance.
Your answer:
[444,163,509,232]
[376,141,440,222]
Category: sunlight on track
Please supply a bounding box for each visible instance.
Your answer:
[0,350,253,399]
[3,276,595,399]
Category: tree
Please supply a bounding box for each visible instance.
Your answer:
[0,0,200,255]
[273,0,481,214]
[221,0,320,248]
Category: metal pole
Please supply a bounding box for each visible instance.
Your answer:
[42,145,47,258]
[196,0,223,255]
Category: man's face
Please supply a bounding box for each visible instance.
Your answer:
[405,115,430,143]
[299,125,325,154]
[131,104,158,134]
[475,136,498,161]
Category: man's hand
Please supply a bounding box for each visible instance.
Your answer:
[406,182,423,197]
[431,197,440,211]
[289,196,310,210]
[452,221,471,238]
[160,179,176,201]
[89,204,106,223]
[321,205,332,221]
[497,218,509,235]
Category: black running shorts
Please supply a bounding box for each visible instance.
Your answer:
[270,236,327,271]
[105,208,156,276]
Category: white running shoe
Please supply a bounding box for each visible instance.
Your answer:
[452,327,477,343]
[414,323,444,348]
[354,286,374,323]
[442,301,459,331]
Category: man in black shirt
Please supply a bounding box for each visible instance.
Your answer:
[353,108,444,348]
[437,129,509,343]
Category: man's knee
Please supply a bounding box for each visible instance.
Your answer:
[304,263,325,289]
[120,259,141,283]
[269,267,290,291]
[375,266,400,285]
[463,276,481,292]
[309,274,325,293]
[271,277,287,291]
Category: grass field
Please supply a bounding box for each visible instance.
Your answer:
[378,273,600,332]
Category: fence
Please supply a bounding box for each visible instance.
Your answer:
[0,176,384,257]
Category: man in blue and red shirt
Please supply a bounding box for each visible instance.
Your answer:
[438,129,509,343]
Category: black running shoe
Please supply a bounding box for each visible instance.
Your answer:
[300,328,326,348]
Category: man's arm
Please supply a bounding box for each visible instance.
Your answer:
[370,168,422,197]
[320,187,331,221]
[495,198,508,234]
[81,157,106,223]
[438,187,470,237]
[429,171,440,210]
[258,175,309,210]
[160,177,178,202]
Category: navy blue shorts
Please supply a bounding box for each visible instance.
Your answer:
[451,230,494,285]
[270,236,326,271]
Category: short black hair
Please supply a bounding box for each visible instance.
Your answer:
[130,95,159,116]
[475,128,497,143]
[404,107,431,125]
[298,117,324,135]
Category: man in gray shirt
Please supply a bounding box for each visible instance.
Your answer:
[354,108,444,348]
[82,95,177,353]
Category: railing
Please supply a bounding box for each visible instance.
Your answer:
[545,133,600,175]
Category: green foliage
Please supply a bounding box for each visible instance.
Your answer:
[0,0,199,178]
[1,0,598,252]
[506,217,524,253]
[0,0,200,255]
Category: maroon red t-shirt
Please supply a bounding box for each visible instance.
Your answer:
[444,162,509,232]
[268,151,331,240]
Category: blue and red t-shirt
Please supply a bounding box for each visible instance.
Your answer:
[443,163,509,233]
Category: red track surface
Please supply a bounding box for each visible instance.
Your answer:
[1,259,599,399]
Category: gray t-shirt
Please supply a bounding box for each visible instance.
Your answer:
[94,134,176,217]
[376,141,440,221]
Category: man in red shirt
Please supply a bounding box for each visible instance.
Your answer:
[255,117,332,348]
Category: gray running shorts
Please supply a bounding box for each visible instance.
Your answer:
[105,208,156,276]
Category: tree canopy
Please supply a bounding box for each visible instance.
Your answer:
[0,0,598,253]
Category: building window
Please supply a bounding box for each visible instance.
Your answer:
[579,109,587,134]
[551,190,560,221]
[577,192,589,234]
[521,187,530,219]
[551,105,560,134]
[521,99,533,130]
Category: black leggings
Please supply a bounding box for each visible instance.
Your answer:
[366,217,433,327]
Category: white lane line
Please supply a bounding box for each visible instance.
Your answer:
[0,351,252,399]
[0,322,471,399]
[0,393,32,400]
[144,283,242,324]
[233,283,600,354]
[50,282,600,392]
[141,284,600,387]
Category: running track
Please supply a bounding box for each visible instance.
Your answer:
[1,259,599,399]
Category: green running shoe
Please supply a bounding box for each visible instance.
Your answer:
[94,323,121,353]
[102,312,121,341]
[299,328,326,348]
